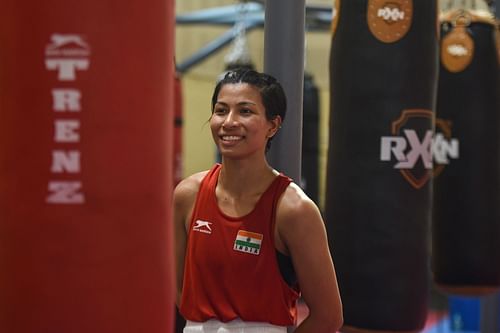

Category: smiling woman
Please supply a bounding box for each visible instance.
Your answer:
[210,81,280,159]
[173,68,343,333]
[210,69,286,153]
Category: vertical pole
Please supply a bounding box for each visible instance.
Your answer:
[263,0,305,182]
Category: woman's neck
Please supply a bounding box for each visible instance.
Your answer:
[218,157,277,198]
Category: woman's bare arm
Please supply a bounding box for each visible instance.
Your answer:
[277,183,343,333]
[172,172,206,307]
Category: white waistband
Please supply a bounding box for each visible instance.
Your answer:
[184,318,287,333]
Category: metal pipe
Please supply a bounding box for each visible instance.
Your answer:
[263,0,306,182]
[176,21,260,74]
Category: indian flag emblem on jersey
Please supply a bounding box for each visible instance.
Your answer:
[233,230,263,255]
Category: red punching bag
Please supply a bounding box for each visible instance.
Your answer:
[0,1,175,333]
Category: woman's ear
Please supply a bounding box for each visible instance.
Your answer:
[267,115,282,138]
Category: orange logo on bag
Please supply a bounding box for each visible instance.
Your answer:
[441,12,474,73]
[367,0,413,43]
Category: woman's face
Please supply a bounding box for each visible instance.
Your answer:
[210,83,280,160]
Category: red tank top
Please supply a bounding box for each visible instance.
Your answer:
[180,164,300,326]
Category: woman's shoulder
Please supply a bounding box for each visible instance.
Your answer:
[278,181,321,222]
[276,181,327,254]
[173,170,210,204]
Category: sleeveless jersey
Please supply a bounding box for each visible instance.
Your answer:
[180,164,300,326]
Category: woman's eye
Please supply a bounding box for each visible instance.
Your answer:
[240,108,252,115]
[214,108,227,115]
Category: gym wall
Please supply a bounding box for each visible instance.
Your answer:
[175,0,333,209]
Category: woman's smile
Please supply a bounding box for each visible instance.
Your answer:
[220,135,244,142]
[219,135,244,146]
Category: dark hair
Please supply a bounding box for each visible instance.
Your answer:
[211,68,287,152]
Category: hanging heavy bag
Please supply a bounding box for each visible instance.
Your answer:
[325,0,438,332]
[432,8,500,296]
[0,1,175,332]
[301,72,320,205]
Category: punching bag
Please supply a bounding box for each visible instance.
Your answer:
[301,72,320,205]
[223,17,255,73]
[0,1,175,333]
[432,8,500,296]
[325,1,438,332]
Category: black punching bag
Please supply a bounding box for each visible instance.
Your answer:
[432,9,500,296]
[301,72,320,205]
[325,1,438,332]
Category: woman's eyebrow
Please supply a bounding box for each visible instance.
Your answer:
[215,101,257,106]
[238,101,257,106]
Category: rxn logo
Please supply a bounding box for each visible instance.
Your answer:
[380,129,459,169]
[377,6,405,22]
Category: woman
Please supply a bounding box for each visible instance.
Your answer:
[174,68,342,333]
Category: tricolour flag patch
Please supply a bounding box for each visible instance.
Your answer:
[233,230,263,255]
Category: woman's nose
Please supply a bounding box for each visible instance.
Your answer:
[222,110,239,128]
